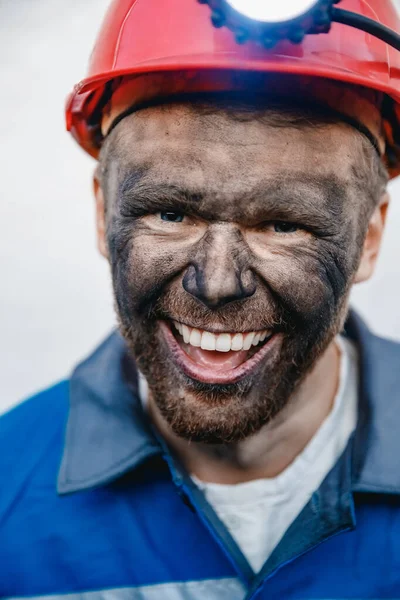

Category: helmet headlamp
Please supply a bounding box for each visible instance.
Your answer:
[199,0,400,50]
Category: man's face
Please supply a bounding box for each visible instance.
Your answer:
[99,102,380,443]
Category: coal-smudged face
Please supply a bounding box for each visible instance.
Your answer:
[101,102,380,443]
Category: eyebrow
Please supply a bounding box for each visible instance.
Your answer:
[119,176,205,218]
[118,169,348,228]
[246,175,348,221]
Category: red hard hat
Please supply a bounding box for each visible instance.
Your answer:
[66,0,400,178]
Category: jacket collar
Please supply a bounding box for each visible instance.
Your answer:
[57,333,162,494]
[58,312,400,495]
[348,312,400,495]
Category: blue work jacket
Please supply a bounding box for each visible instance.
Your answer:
[1,312,400,599]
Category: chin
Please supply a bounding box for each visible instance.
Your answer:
[134,319,296,444]
[120,302,337,444]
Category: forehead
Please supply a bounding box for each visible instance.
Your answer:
[106,103,366,222]
[110,103,362,184]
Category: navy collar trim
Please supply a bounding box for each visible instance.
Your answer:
[248,439,356,593]
[348,313,400,495]
[58,312,400,495]
[57,333,162,494]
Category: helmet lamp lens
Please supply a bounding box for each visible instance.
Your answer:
[225,0,319,23]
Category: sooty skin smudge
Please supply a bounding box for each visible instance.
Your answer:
[100,102,383,443]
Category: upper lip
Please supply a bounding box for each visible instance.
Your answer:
[168,319,273,335]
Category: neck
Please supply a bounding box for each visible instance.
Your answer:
[148,339,341,484]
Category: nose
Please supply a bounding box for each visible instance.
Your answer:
[182,226,256,309]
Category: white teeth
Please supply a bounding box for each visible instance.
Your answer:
[201,331,216,351]
[181,324,190,344]
[243,332,255,351]
[216,333,231,353]
[189,328,202,347]
[172,321,271,353]
[231,333,244,351]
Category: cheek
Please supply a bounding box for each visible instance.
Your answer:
[251,238,352,316]
[112,225,199,306]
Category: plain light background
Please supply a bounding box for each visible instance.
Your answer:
[1,0,400,414]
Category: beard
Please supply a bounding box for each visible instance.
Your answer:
[114,273,349,445]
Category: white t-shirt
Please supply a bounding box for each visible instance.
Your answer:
[191,336,359,573]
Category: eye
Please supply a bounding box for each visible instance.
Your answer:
[160,211,185,223]
[273,221,299,234]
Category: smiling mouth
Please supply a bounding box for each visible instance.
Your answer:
[160,320,278,385]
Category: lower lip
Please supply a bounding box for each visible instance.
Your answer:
[160,322,280,385]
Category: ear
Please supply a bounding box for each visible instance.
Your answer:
[354,192,389,284]
[93,168,108,259]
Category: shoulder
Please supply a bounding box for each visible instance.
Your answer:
[0,382,69,515]
[0,380,69,448]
